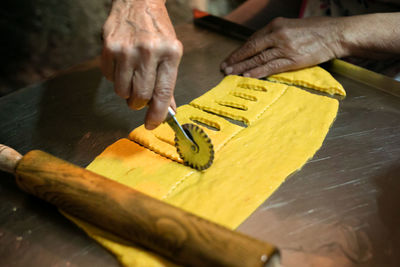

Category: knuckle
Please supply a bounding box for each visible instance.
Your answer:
[244,40,258,52]
[121,44,136,57]
[106,41,138,59]
[267,49,282,60]
[254,53,268,64]
[167,40,183,58]
[265,63,279,73]
[232,63,245,73]
[104,39,125,55]
[274,28,291,41]
[102,38,137,58]
[270,17,285,28]
[155,87,173,102]
[137,40,158,53]
[103,38,118,52]
[266,60,290,74]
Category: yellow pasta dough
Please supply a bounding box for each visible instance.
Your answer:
[128,105,243,162]
[65,75,342,267]
[268,66,346,96]
[190,75,288,125]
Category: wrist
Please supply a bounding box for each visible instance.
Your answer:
[338,15,368,58]
[109,0,170,24]
[322,17,353,59]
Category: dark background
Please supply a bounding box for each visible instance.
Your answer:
[0,0,245,96]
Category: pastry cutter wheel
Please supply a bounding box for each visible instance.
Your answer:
[166,107,214,170]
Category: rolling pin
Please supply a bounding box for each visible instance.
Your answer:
[0,144,280,267]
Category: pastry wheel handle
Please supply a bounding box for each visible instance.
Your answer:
[166,107,197,149]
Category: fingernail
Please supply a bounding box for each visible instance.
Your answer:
[243,72,250,77]
[225,67,233,75]
[221,62,227,69]
[145,123,157,130]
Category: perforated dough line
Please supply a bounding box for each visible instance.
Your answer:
[157,87,289,200]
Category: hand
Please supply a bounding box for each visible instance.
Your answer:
[101,0,183,130]
[221,16,347,78]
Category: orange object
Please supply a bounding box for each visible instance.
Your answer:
[193,8,209,19]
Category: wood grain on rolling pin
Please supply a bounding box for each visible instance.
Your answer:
[14,150,278,267]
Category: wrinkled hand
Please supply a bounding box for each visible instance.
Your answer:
[101,0,183,130]
[221,17,348,78]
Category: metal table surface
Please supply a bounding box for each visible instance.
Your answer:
[1,23,399,267]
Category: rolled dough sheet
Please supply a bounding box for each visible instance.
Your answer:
[65,74,341,267]
[268,66,346,96]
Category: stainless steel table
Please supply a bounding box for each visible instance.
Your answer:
[1,23,399,267]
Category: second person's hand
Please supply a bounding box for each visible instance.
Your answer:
[221,16,348,78]
[101,0,183,130]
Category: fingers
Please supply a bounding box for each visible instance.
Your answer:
[224,48,283,75]
[102,32,136,99]
[244,58,295,79]
[221,32,274,70]
[145,40,182,129]
[221,16,343,79]
[145,57,180,130]
[114,53,134,99]
[127,50,158,110]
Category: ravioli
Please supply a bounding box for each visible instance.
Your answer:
[268,66,346,96]
[65,75,342,267]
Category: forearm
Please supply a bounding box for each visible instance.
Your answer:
[338,13,400,59]
[110,0,166,13]
[107,0,173,35]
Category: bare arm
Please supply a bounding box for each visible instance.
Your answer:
[340,13,400,58]
[221,13,400,78]
[102,0,182,130]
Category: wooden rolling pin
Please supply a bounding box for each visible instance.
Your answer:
[0,144,280,267]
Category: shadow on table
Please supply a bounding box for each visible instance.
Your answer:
[32,62,142,166]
